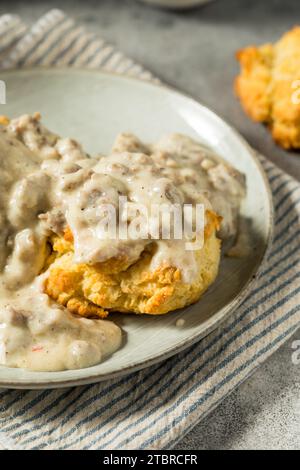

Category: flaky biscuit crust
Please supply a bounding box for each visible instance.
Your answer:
[43,218,221,317]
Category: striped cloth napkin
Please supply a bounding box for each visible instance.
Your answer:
[0,9,299,450]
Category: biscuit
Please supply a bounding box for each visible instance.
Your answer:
[43,214,221,317]
[235,26,300,149]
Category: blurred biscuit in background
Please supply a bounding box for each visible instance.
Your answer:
[235,26,300,150]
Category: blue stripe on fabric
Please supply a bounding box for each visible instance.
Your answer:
[261,245,299,278]
[20,364,164,446]
[270,229,300,260]
[0,28,25,53]
[0,38,20,56]
[167,367,259,449]
[0,392,29,416]
[13,370,152,440]
[270,174,293,191]
[0,22,18,39]
[141,321,298,449]
[269,173,287,187]
[272,179,291,198]
[17,15,67,66]
[266,163,280,172]
[10,386,90,439]
[0,19,25,38]
[274,215,299,244]
[275,186,300,212]
[264,162,276,172]
[242,259,300,307]
[5,388,75,434]
[1,390,53,422]
[274,185,300,216]
[48,30,87,65]
[0,389,14,400]
[242,258,300,309]
[272,177,288,191]
[276,198,300,226]
[18,371,144,444]
[62,283,300,450]
[68,35,99,66]
[85,45,114,67]
[33,23,76,66]
[81,46,103,65]
[273,186,299,215]
[272,179,297,197]
[167,358,266,450]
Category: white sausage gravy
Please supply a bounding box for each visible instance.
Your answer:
[0,114,245,371]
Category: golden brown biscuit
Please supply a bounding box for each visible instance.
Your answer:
[43,213,221,318]
[235,26,300,149]
[0,116,10,126]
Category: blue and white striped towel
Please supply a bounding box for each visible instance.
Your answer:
[0,9,299,450]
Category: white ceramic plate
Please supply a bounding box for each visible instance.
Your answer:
[0,69,273,389]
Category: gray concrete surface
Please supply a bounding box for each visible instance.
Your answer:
[175,333,300,450]
[0,0,299,450]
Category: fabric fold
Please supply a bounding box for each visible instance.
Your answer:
[0,9,156,82]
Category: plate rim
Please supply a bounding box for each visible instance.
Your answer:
[0,67,274,389]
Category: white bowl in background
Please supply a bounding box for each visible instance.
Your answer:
[138,0,214,9]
